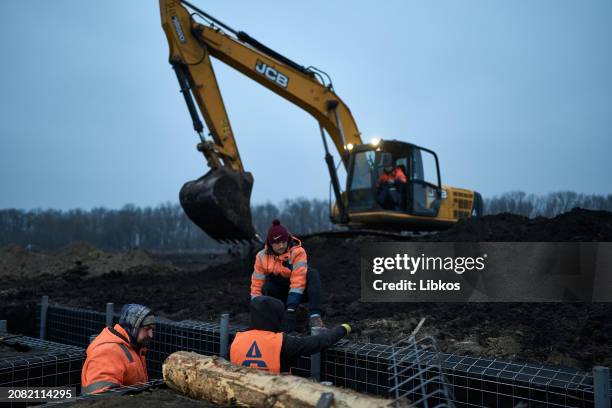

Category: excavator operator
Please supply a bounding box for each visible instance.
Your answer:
[376,159,408,211]
[250,219,324,332]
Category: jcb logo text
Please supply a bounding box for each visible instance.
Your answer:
[255,61,289,88]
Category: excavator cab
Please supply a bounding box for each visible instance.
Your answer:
[343,140,447,229]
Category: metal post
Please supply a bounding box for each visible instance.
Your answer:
[315,392,334,408]
[219,313,230,359]
[593,366,611,408]
[0,320,7,335]
[311,326,322,381]
[105,303,114,327]
[39,295,48,340]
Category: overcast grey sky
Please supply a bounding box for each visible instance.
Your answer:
[1,1,610,210]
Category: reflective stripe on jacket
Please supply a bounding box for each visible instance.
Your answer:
[250,237,308,303]
[378,167,407,184]
[81,324,148,395]
[230,329,283,374]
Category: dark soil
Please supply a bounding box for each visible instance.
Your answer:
[1,208,611,370]
[70,387,218,407]
[430,208,612,241]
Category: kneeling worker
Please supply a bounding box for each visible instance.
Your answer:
[230,296,351,373]
[81,304,155,395]
[251,219,323,332]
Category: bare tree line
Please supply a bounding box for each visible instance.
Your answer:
[484,191,612,218]
[0,192,610,250]
[0,199,332,251]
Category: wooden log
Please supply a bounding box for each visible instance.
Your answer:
[163,351,397,408]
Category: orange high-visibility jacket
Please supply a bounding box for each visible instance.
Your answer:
[378,167,407,184]
[81,324,148,395]
[230,329,283,374]
[250,237,308,307]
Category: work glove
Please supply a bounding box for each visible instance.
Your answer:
[341,323,360,336]
[282,309,297,333]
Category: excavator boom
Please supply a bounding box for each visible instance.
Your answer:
[160,0,360,241]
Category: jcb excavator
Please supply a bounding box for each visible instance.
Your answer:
[160,0,482,242]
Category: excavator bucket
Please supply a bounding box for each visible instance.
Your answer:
[179,167,257,242]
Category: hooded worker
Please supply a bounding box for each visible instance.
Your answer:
[230,296,351,373]
[81,304,155,395]
[250,219,323,332]
[376,160,407,210]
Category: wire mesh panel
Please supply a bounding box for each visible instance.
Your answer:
[147,319,232,378]
[0,335,84,407]
[439,354,600,408]
[39,303,608,408]
[42,305,107,349]
[388,336,454,408]
[319,340,604,408]
[323,341,396,396]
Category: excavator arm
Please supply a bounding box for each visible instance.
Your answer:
[160,0,361,241]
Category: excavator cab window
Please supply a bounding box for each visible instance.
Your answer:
[410,148,442,216]
[347,148,410,213]
[347,150,378,211]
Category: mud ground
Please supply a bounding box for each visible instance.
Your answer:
[1,208,611,370]
[69,387,217,407]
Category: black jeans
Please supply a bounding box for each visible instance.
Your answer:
[262,268,322,316]
[376,185,401,210]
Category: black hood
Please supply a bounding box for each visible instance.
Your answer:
[118,304,152,344]
[249,296,284,332]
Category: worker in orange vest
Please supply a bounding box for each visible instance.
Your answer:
[230,296,351,373]
[251,219,323,332]
[81,304,155,395]
[376,164,407,210]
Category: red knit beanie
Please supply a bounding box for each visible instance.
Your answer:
[266,219,289,245]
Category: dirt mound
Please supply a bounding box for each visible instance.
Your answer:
[58,241,99,257]
[430,208,612,241]
[0,241,176,279]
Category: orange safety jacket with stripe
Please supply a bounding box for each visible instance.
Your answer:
[251,237,308,309]
[378,167,407,184]
[81,324,148,395]
[230,330,283,374]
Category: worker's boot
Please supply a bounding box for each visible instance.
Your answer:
[309,315,325,330]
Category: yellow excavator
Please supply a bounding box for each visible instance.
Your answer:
[160,0,482,242]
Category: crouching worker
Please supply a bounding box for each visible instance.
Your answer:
[251,219,323,332]
[230,296,351,373]
[81,304,155,395]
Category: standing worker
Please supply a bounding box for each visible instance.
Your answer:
[251,219,323,332]
[81,304,155,395]
[231,296,352,373]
